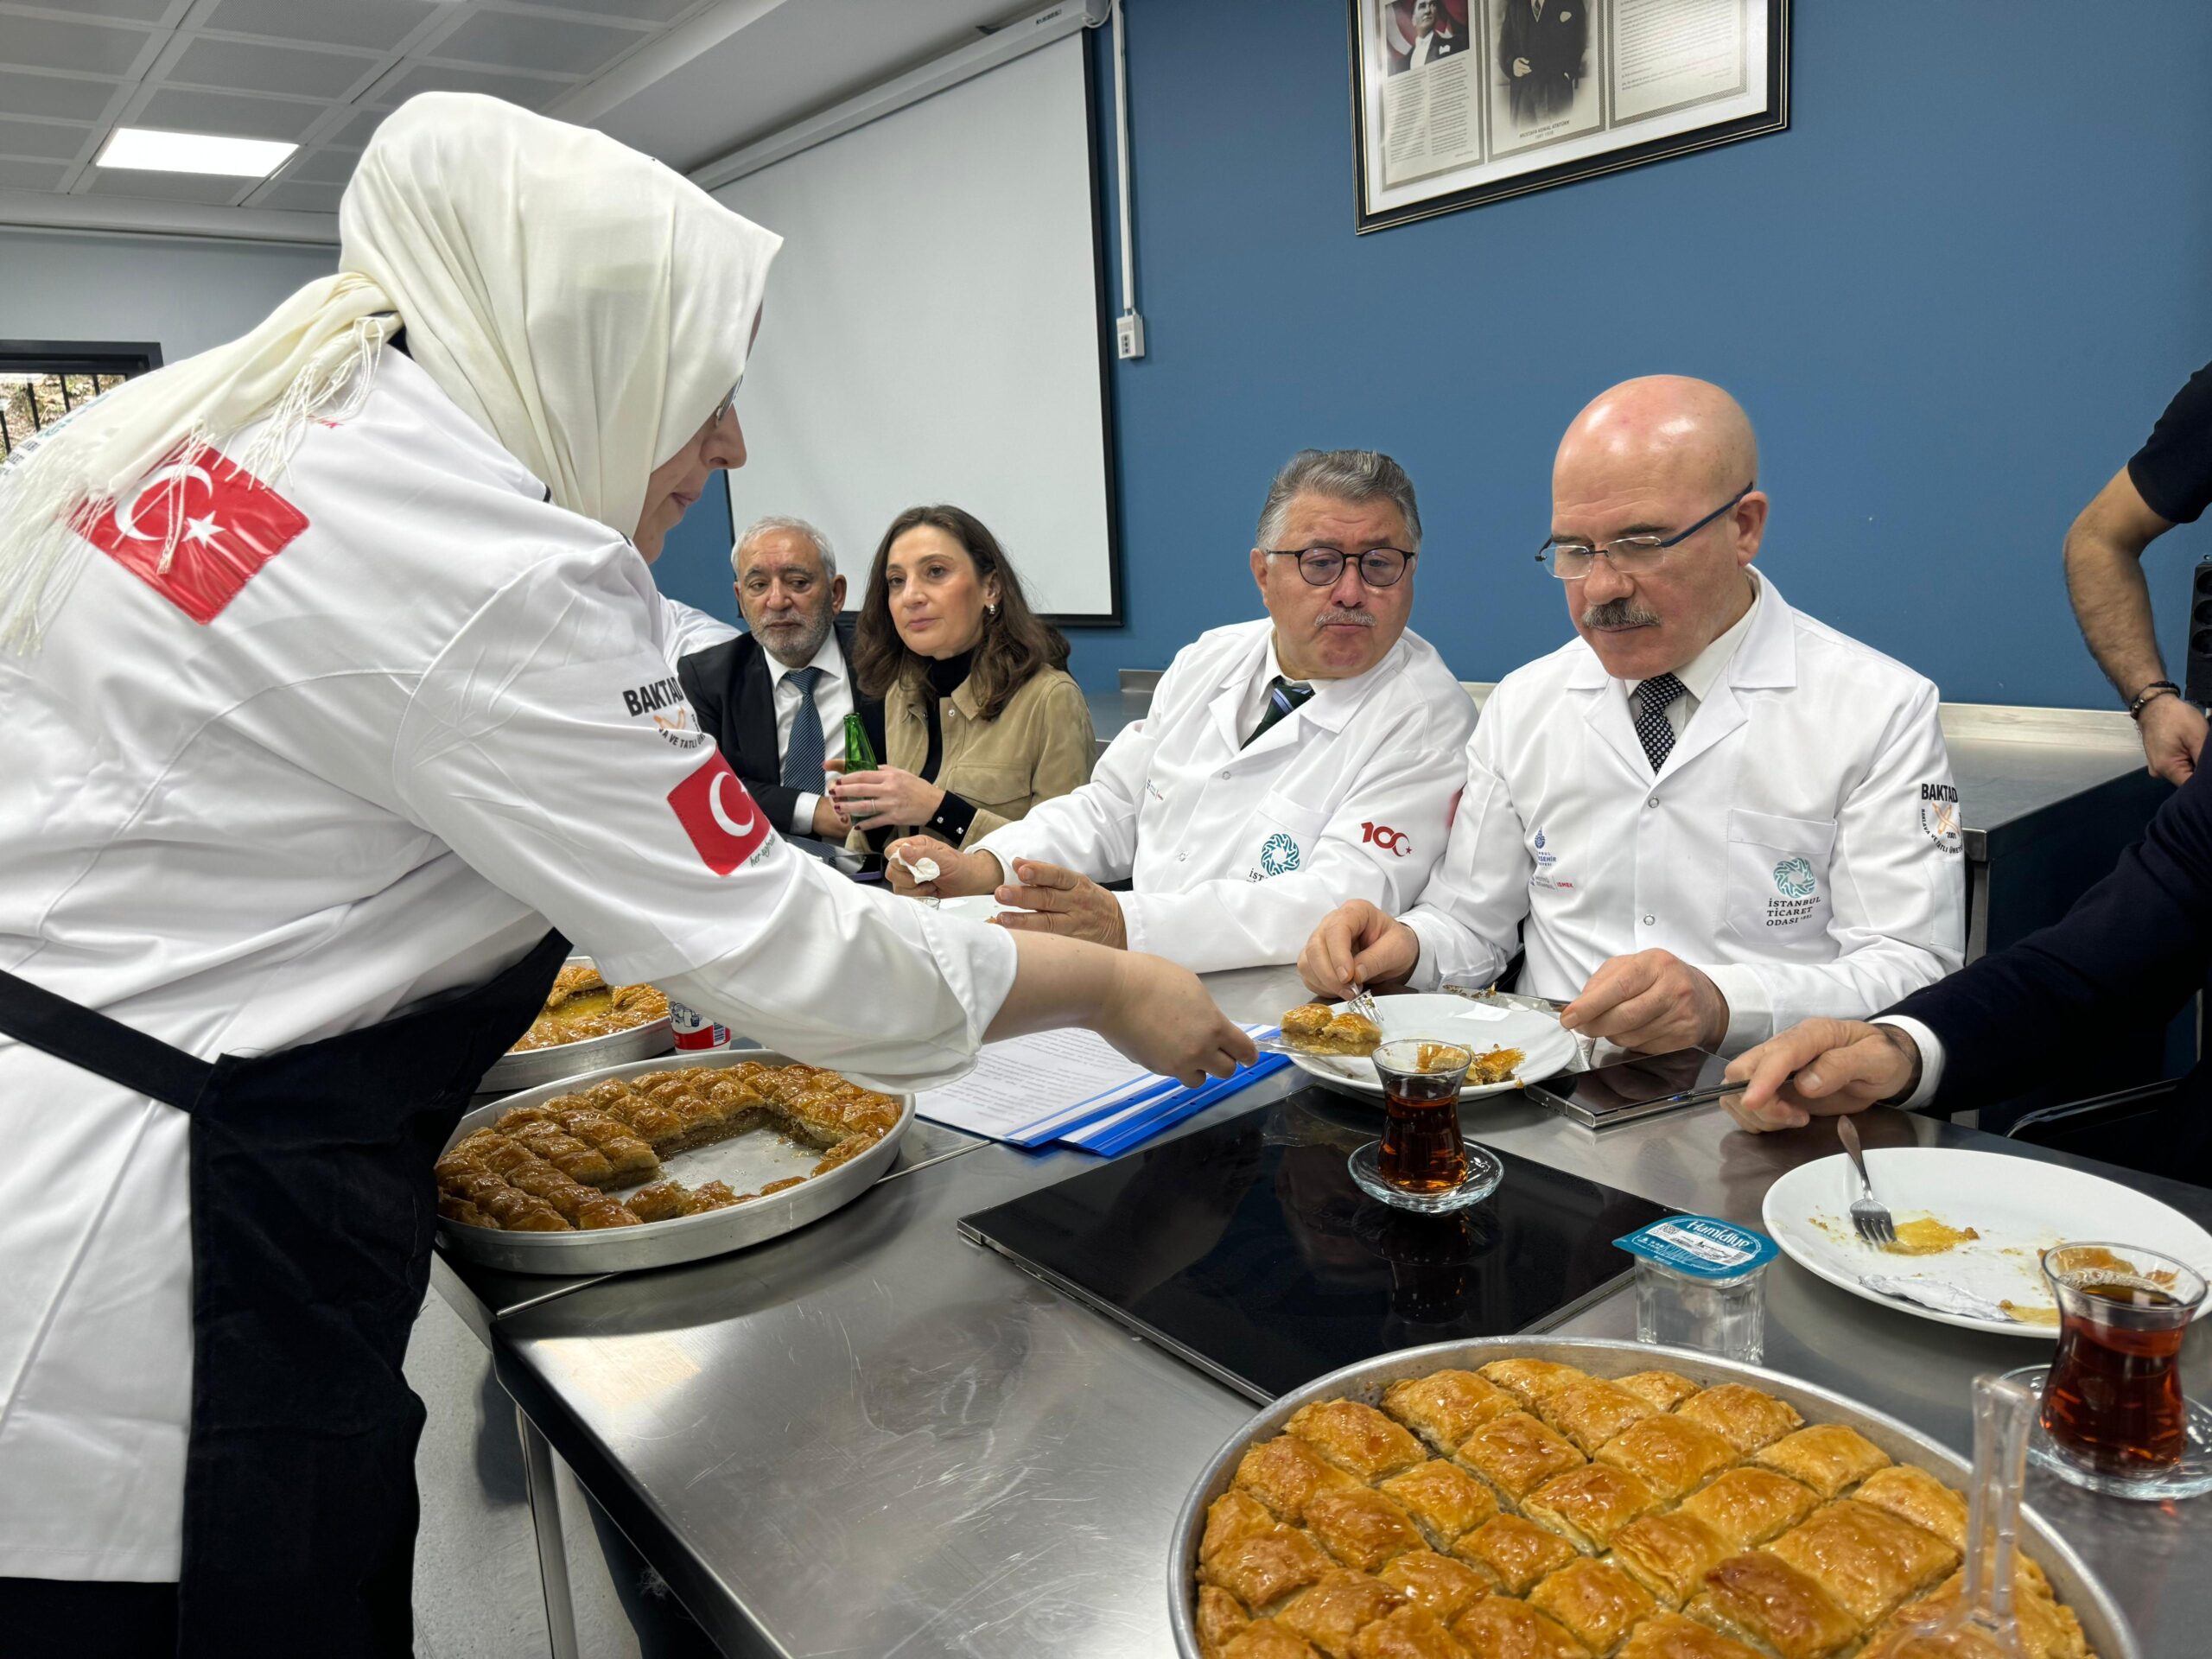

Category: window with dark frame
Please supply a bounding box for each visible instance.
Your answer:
[0,340,164,462]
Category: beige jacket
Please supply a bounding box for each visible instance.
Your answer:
[851,666,1095,848]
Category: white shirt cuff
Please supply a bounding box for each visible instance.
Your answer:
[1871,1015,1945,1109]
[1699,963,1772,1058]
[788,790,821,836]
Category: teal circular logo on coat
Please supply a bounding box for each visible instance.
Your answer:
[1772,855,1817,899]
[1260,832,1301,877]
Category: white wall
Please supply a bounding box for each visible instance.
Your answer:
[1,229,334,363]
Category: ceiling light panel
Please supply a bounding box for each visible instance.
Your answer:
[98,126,297,177]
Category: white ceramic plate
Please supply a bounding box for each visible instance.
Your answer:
[1284,994,1580,1100]
[1763,1147,2212,1339]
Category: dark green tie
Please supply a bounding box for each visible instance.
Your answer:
[1244,675,1314,748]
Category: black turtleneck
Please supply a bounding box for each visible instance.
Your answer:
[919,647,980,844]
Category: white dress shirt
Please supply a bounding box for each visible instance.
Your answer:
[767,626,855,835]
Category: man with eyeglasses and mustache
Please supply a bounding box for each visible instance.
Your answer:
[1302,378,1964,1056]
[883,448,1474,970]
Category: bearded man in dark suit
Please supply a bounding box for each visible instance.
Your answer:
[677,516,883,843]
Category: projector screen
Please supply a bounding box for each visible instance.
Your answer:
[714,34,1117,620]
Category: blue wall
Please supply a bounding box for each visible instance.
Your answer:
[664,0,2212,705]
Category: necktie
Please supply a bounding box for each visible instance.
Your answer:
[1244,676,1314,748]
[781,665,826,789]
[1633,671,1685,772]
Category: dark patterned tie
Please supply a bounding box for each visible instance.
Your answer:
[1633,671,1685,772]
[781,665,825,789]
[1244,676,1314,748]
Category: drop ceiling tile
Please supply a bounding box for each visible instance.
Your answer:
[433,10,648,76]
[272,145,359,186]
[250,178,344,213]
[28,0,179,21]
[168,35,380,101]
[201,0,436,54]
[83,166,252,203]
[134,86,323,141]
[495,0,705,24]
[0,16,159,78]
[325,106,390,149]
[0,116,96,160]
[0,68,123,122]
[0,156,67,188]
[365,60,571,111]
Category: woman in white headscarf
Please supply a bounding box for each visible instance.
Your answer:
[0,93,1248,1656]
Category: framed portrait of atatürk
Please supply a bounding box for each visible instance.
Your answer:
[1350,0,1789,232]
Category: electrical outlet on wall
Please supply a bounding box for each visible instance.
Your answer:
[1116,313,1146,359]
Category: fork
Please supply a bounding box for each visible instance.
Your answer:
[1836,1116,1897,1248]
[1346,982,1383,1028]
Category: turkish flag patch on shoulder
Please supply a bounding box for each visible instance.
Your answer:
[667,752,772,874]
[73,445,308,625]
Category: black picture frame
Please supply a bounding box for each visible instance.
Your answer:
[1348,0,1789,234]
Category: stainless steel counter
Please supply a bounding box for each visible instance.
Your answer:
[438,963,2212,1659]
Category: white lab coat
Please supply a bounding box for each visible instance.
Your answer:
[1403,575,1965,1051]
[978,619,1476,973]
[658,592,739,661]
[0,351,1016,1581]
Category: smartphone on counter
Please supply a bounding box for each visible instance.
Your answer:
[1523,1047,1733,1128]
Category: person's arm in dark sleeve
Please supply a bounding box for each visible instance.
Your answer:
[1889,764,2212,1110]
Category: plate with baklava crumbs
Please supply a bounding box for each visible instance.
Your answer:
[1281,995,1579,1102]
[435,1050,912,1273]
[1172,1337,2132,1659]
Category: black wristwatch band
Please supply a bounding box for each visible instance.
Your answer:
[2127,680,2183,721]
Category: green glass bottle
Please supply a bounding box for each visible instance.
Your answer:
[842,711,878,773]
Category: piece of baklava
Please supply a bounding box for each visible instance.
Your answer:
[1674,1384,1804,1454]
[1605,1510,1732,1607]
[1382,1369,1516,1455]
[1683,1551,1859,1659]
[1276,1567,1407,1656]
[1287,1400,1429,1482]
[1753,1425,1891,1500]
[1526,1556,1656,1655]
[1594,1414,1737,1503]
[1456,1411,1586,1501]
[1376,1551,1495,1624]
[1520,1462,1661,1553]
[1616,1610,1766,1659]
[1675,1466,1821,1550]
[1449,1515,1579,1596]
[1540,1377,1658,1456]
[1377,1459,1500,1548]
[1448,1592,1586,1659]
[1761,1499,1959,1627]
[1236,1435,1366,1525]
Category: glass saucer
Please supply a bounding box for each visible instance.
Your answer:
[1999,1364,2212,1502]
[1348,1141,1503,1214]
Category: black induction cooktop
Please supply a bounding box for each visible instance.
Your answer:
[958,1086,1670,1403]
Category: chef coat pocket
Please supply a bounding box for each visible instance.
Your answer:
[1724,808,1837,954]
[1246,791,1326,880]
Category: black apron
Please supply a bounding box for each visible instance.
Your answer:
[0,928,569,1658]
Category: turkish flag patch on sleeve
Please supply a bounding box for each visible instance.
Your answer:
[667,752,772,874]
[73,445,308,625]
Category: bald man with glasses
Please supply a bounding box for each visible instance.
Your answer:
[1303,377,1965,1056]
[885,448,1474,972]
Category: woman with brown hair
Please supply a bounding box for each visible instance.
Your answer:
[834,504,1094,849]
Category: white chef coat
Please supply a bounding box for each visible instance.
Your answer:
[767,626,855,835]
[1402,574,1965,1052]
[658,592,738,662]
[0,350,1016,1582]
[976,618,1475,973]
